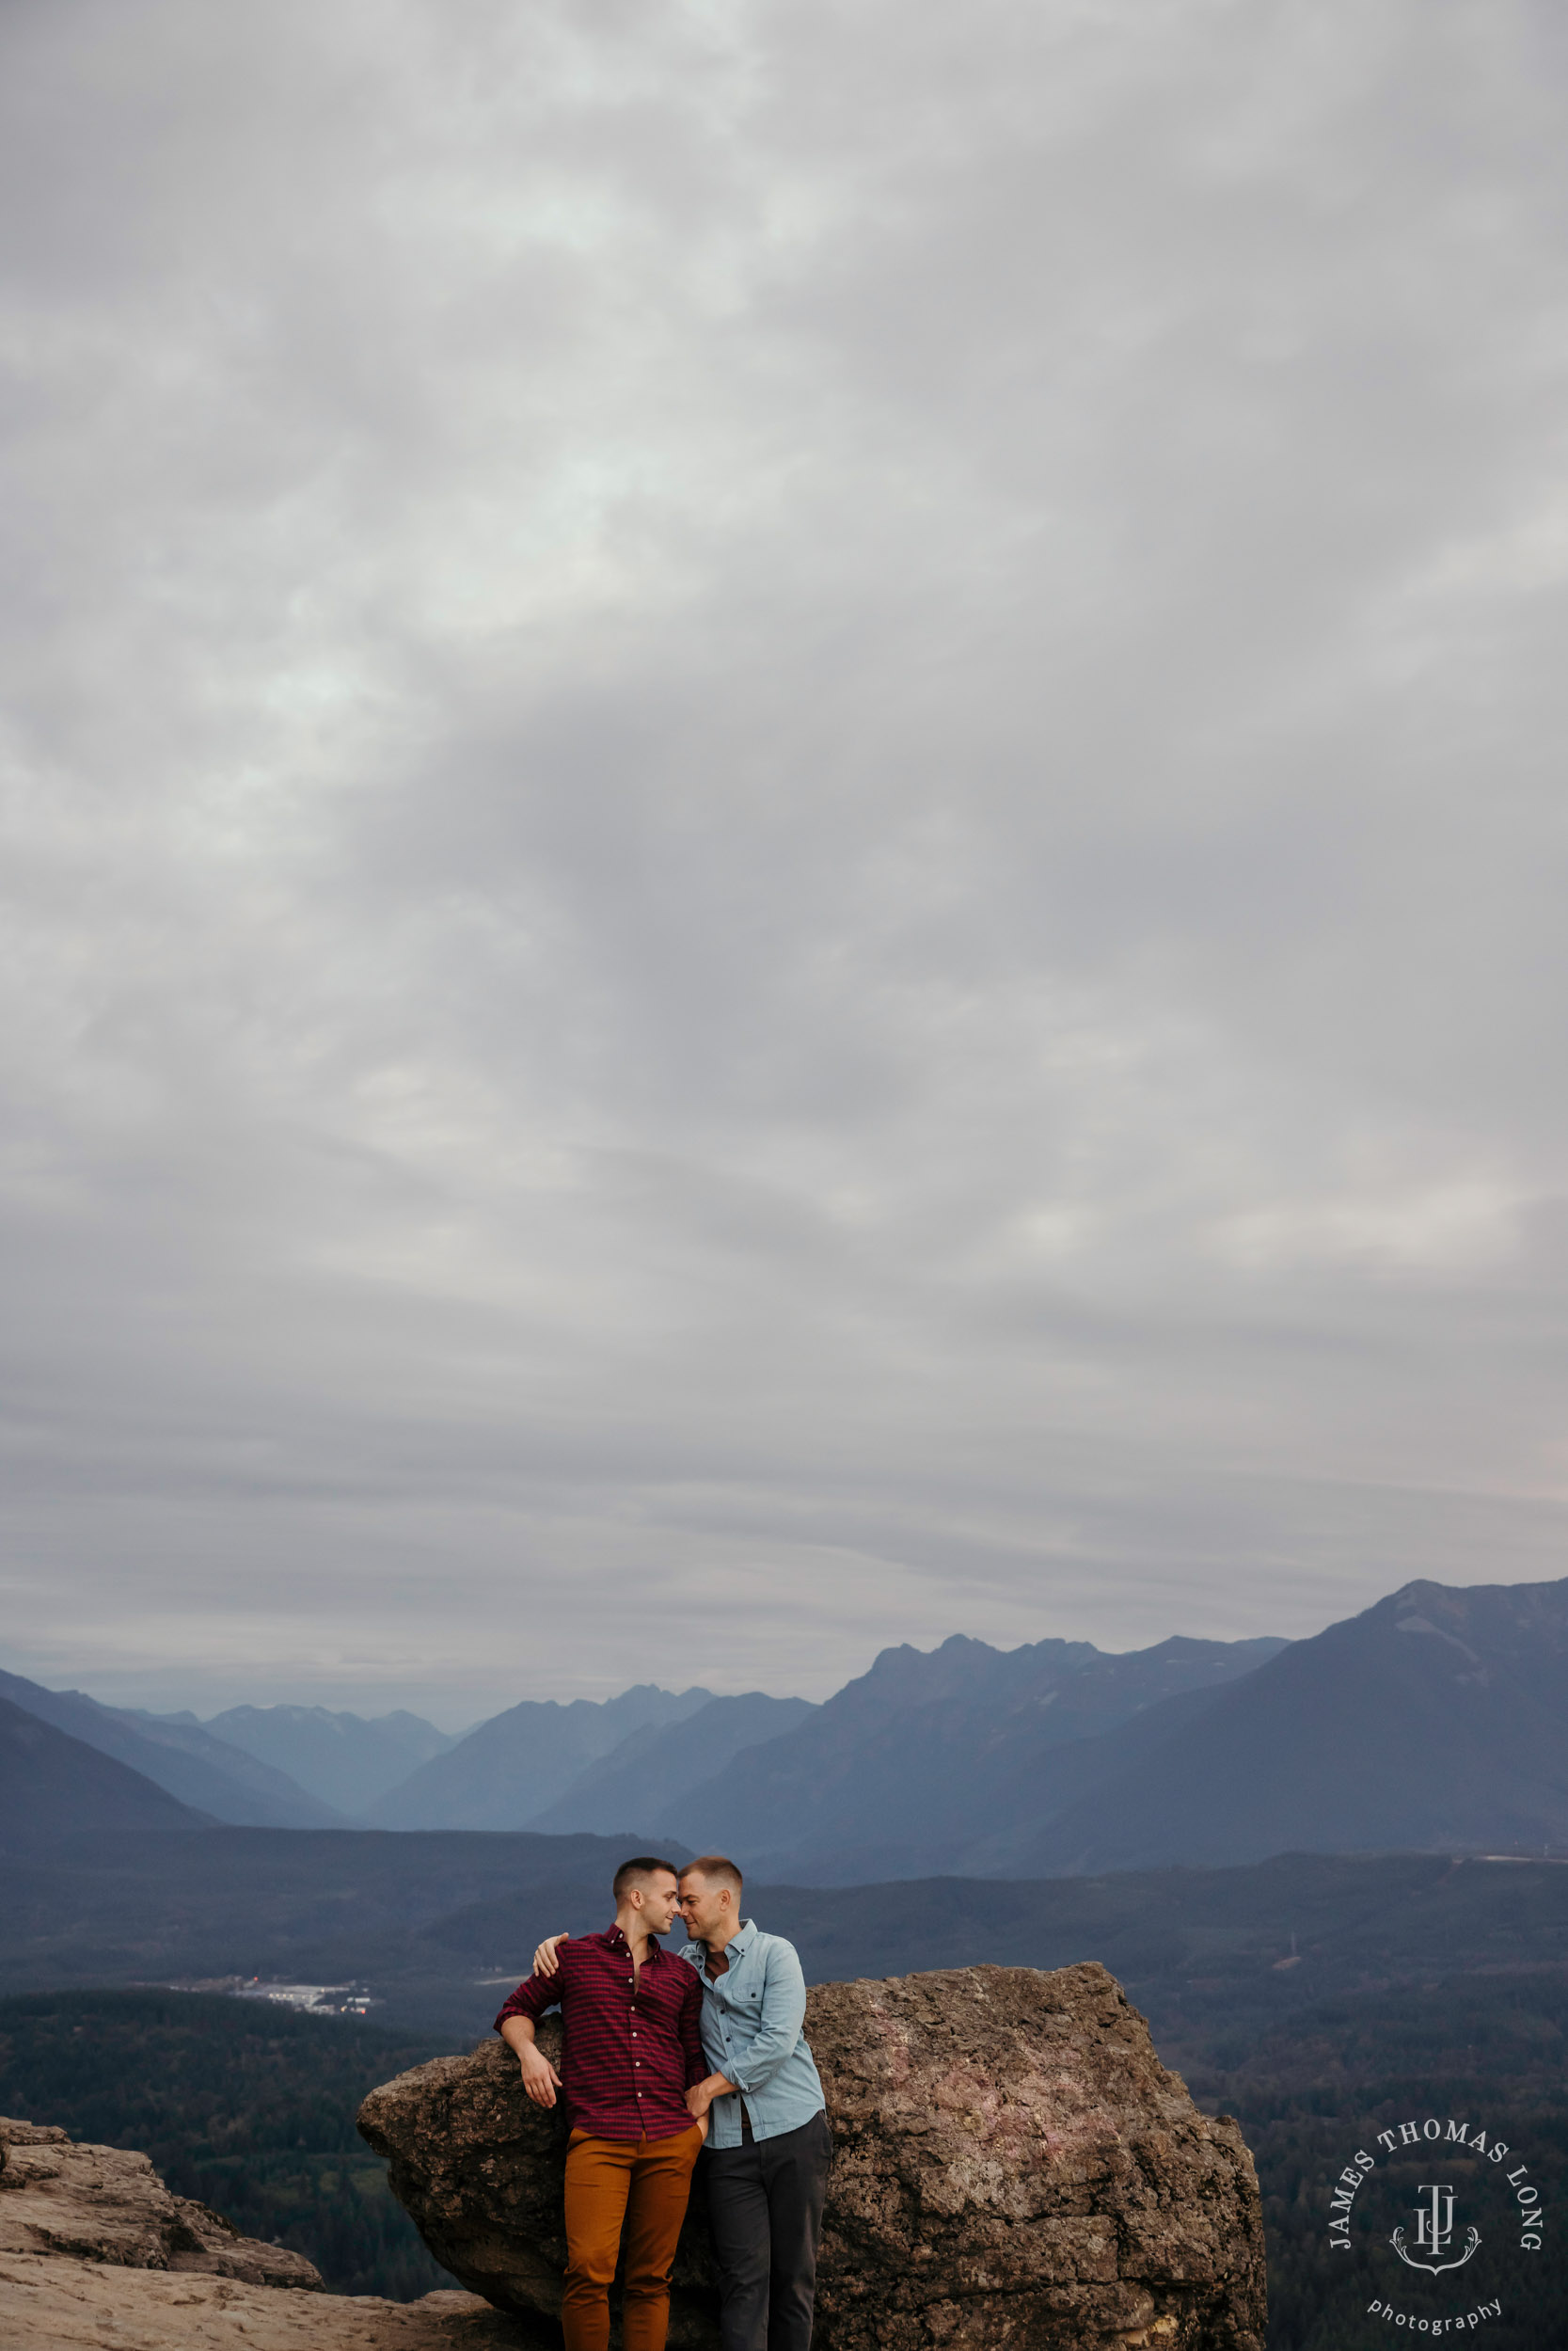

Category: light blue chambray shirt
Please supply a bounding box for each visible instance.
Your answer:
[677,1918,826,2148]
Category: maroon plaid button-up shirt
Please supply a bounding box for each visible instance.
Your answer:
[495,1925,705,2141]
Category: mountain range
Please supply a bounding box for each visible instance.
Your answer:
[0,1668,340,1830]
[360,1684,719,1830]
[194,1704,456,1815]
[526,1692,817,1836]
[0,1693,208,1847]
[8,1575,1568,1876]
[1015,1575,1568,1872]
[654,1631,1287,1879]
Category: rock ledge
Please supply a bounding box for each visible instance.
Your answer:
[0,2114,322,2288]
[0,2114,524,2349]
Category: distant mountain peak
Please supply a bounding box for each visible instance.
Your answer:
[1017,1572,1568,1877]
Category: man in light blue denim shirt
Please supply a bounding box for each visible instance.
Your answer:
[531,1852,830,2351]
[677,1856,830,2351]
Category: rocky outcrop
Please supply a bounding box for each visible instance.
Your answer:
[0,2115,526,2349]
[0,2115,323,2287]
[358,1961,1266,2351]
[0,2255,522,2350]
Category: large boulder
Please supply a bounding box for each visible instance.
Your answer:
[357,1962,1265,2351]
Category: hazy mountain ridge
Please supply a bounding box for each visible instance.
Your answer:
[526,1692,818,1836]
[0,1670,341,1830]
[0,1694,209,1849]
[1016,1576,1568,1873]
[362,1682,717,1830]
[0,1627,1293,1855]
[16,1575,1568,1875]
[649,1631,1287,1878]
[198,1705,456,1815]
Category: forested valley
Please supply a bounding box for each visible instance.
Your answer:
[0,1992,457,2301]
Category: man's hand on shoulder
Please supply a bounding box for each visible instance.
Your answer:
[531,1932,570,1978]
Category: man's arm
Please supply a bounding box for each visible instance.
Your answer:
[721,1941,807,2093]
[499,2013,564,2109]
[675,1975,718,2134]
[494,1962,567,2108]
[685,1973,737,2120]
[686,2068,736,2121]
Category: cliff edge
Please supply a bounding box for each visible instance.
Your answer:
[0,2113,520,2348]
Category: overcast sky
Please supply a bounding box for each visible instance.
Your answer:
[2,0,1566,1727]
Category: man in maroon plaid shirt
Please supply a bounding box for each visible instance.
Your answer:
[497,1855,707,2351]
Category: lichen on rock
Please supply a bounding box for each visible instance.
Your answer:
[357,1960,1266,2350]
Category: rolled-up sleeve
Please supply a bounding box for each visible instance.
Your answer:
[726,1943,806,2093]
[494,1972,557,2034]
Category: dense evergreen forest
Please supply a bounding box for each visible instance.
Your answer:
[0,1990,459,2299]
[1182,1971,1568,2351]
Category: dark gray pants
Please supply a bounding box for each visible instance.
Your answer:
[701,2109,832,2351]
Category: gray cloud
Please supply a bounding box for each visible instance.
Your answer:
[2,0,1566,1724]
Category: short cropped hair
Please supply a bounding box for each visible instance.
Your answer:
[681,1854,743,1896]
[612,1854,680,1900]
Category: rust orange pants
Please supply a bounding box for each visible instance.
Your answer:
[562,2124,704,2351]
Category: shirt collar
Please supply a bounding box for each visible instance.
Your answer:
[688,1916,756,1966]
[599,1923,668,1962]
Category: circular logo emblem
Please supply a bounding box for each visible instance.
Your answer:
[1324,2112,1544,2333]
